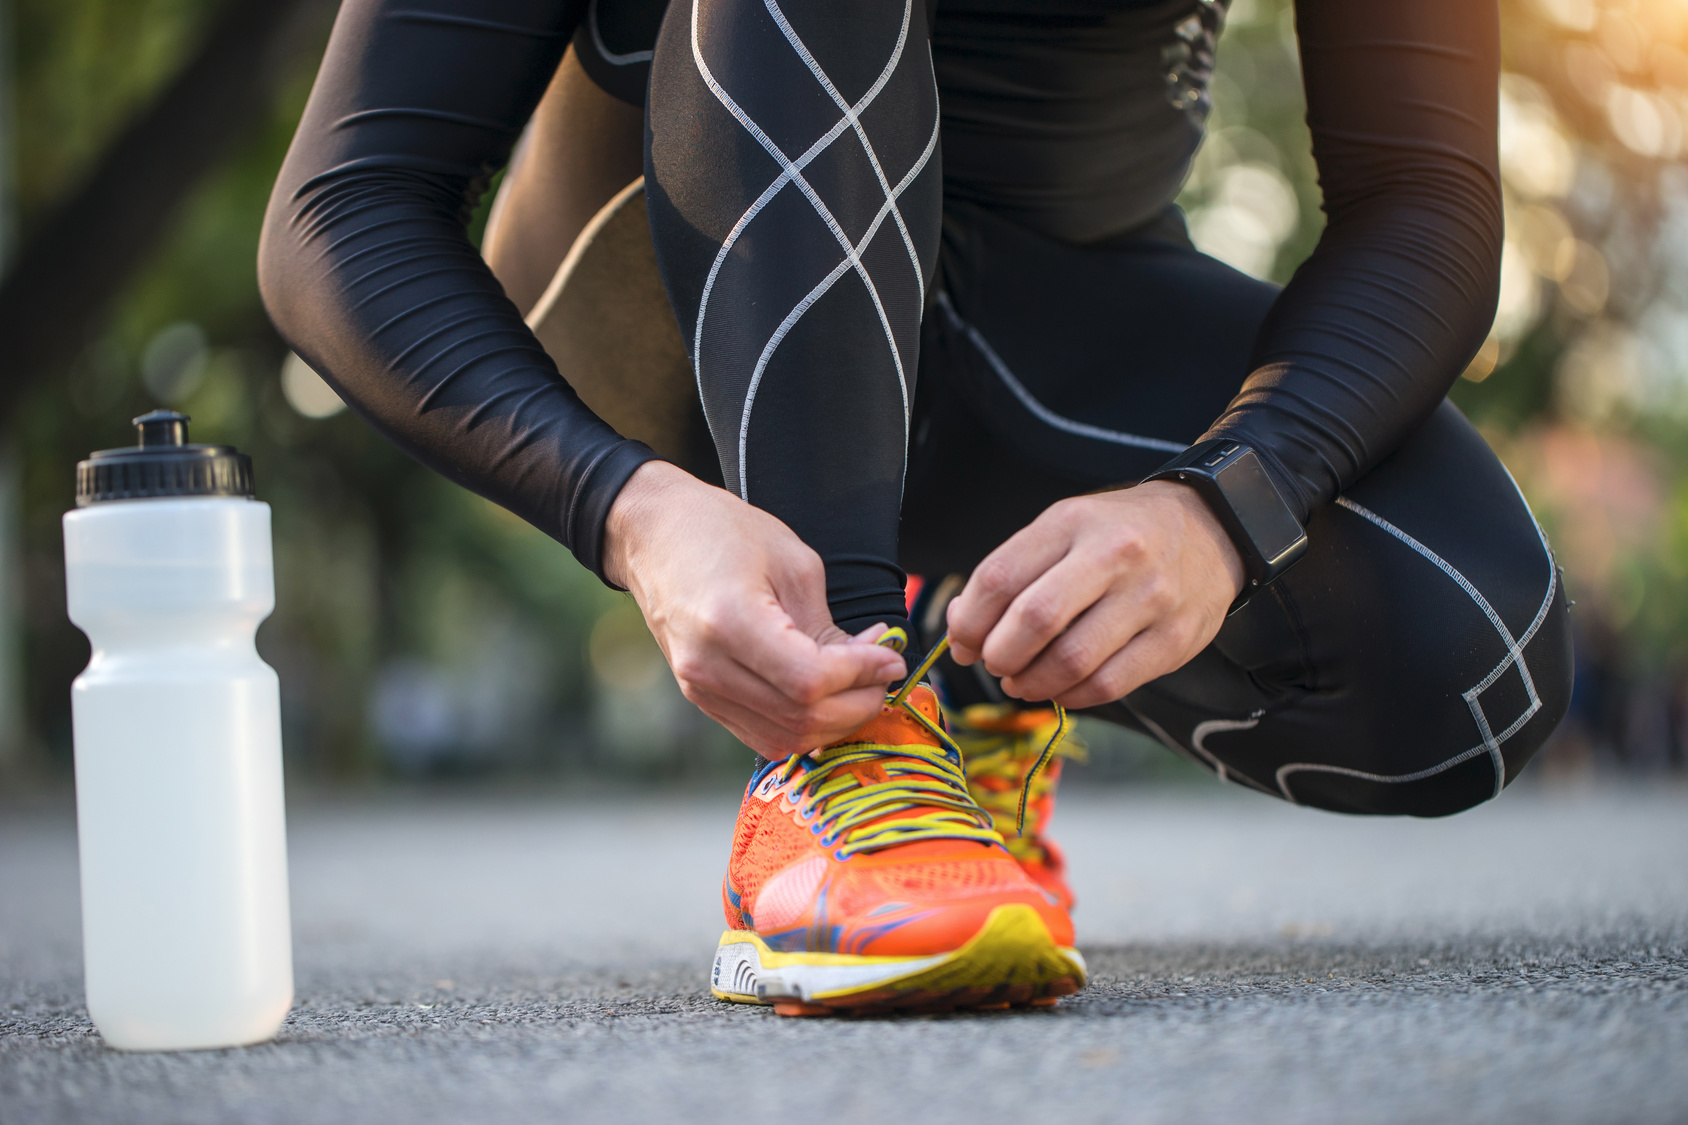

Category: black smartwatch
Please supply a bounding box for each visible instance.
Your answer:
[1145,439,1308,613]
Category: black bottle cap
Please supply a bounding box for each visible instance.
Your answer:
[75,411,255,506]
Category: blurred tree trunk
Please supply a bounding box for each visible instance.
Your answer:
[0,0,335,424]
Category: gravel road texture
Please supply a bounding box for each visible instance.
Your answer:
[2,781,1685,1124]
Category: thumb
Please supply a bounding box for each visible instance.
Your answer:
[810,634,907,691]
[766,547,867,648]
[766,555,904,681]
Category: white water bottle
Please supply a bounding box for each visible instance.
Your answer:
[63,410,292,1051]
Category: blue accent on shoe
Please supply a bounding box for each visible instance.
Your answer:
[842,910,939,954]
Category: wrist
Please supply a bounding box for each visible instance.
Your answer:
[1144,439,1308,610]
[602,460,692,590]
[1138,479,1246,600]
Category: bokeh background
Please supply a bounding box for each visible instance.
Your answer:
[0,0,1683,789]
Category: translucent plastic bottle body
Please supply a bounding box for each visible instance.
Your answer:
[63,496,292,1051]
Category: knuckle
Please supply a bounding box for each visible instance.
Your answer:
[1049,497,1085,524]
[793,716,830,745]
[671,655,709,690]
[773,714,811,746]
[792,552,825,587]
[1017,596,1062,635]
[786,669,827,706]
[1107,530,1147,563]
[1142,575,1175,612]
[1049,642,1091,680]
[972,559,1010,594]
[693,608,729,645]
[1093,667,1132,700]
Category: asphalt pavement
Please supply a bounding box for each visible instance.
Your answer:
[2,779,1685,1124]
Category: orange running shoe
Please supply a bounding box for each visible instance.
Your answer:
[711,648,1086,1016]
[953,704,1086,912]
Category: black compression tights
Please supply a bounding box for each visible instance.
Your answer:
[645,0,1573,816]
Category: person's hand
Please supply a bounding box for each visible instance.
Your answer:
[946,481,1246,709]
[602,461,906,758]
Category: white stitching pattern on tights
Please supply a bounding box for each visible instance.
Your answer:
[935,292,1190,455]
[761,0,927,294]
[1127,701,1278,797]
[689,0,933,497]
[1274,490,1559,804]
[736,121,939,492]
[1191,717,1260,785]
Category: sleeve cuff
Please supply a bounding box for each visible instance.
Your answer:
[567,439,662,588]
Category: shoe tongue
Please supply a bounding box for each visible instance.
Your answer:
[961,703,1060,734]
[824,684,945,752]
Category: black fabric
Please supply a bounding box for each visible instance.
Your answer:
[573,0,666,106]
[902,204,1571,816]
[933,0,1223,244]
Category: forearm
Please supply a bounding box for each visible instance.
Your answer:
[261,170,654,573]
[1203,0,1502,522]
[258,0,656,579]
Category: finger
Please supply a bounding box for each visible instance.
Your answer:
[754,540,907,683]
[999,588,1155,702]
[677,598,900,719]
[948,538,1070,664]
[946,517,1075,664]
[1049,626,1183,710]
[848,622,892,645]
[686,695,811,761]
[979,550,1118,680]
[696,689,886,759]
[765,540,839,640]
[812,619,895,649]
[718,600,904,704]
[686,679,889,758]
[675,630,887,732]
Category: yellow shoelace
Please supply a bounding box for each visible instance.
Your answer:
[772,630,1070,859]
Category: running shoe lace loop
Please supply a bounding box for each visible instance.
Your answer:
[778,630,1070,859]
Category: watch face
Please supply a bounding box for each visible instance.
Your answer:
[1215,450,1306,567]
